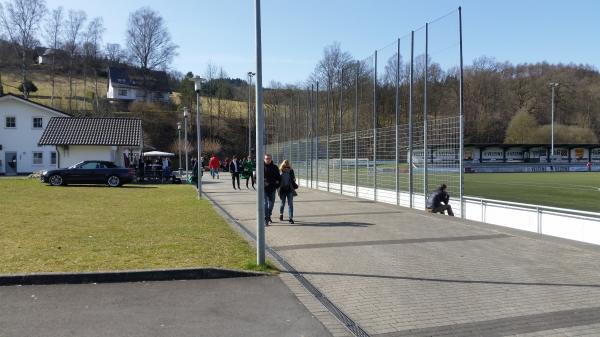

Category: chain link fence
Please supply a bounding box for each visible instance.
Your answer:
[265,9,465,216]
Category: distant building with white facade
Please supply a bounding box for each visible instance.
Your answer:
[0,94,70,175]
[38,117,143,168]
[106,66,171,103]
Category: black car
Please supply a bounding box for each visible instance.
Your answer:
[41,161,135,187]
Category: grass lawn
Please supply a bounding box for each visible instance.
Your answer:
[464,172,600,213]
[0,179,270,274]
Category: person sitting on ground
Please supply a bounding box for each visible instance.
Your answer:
[426,184,454,216]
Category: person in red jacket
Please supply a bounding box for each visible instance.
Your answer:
[209,155,220,179]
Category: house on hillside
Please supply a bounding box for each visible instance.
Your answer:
[38,117,143,168]
[106,66,171,103]
[0,93,71,175]
[33,47,62,65]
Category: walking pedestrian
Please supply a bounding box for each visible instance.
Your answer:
[229,155,242,190]
[242,155,256,189]
[278,159,297,224]
[209,154,220,179]
[263,154,281,225]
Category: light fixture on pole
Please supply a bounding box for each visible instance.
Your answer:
[183,107,189,176]
[549,82,559,162]
[177,121,182,177]
[247,71,255,157]
[193,76,204,199]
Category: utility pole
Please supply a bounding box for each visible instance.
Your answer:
[183,107,189,176]
[177,122,182,177]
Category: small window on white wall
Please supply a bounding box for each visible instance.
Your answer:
[118,89,128,96]
[33,117,43,128]
[5,116,16,128]
[51,152,57,165]
[33,152,43,165]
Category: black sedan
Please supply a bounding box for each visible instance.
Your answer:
[41,161,135,187]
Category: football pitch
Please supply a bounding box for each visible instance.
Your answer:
[464,172,600,213]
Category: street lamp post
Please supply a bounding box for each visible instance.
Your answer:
[248,72,255,157]
[183,107,189,176]
[177,122,182,177]
[255,0,265,265]
[550,82,559,162]
[193,76,204,199]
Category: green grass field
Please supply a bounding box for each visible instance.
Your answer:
[0,179,271,274]
[464,172,600,213]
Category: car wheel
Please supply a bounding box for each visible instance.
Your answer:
[49,174,64,186]
[107,175,121,187]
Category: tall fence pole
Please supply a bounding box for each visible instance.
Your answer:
[306,87,310,186]
[408,31,414,209]
[254,0,265,265]
[310,84,314,188]
[326,85,330,192]
[373,50,378,201]
[339,67,344,195]
[355,61,359,197]
[395,38,400,205]
[316,82,320,189]
[423,23,429,209]
[459,6,465,218]
[297,95,301,181]
[283,105,287,158]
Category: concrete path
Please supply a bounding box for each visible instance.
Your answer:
[0,276,331,337]
[204,173,600,337]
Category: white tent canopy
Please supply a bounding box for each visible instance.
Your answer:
[143,151,175,157]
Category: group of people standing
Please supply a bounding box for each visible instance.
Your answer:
[208,154,257,190]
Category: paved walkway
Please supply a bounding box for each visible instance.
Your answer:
[204,174,600,337]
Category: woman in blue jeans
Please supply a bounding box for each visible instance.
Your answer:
[278,160,297,224]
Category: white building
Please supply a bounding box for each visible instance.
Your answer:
[0,94,70,175]
[38,117,143,168]
[106,66,171,103]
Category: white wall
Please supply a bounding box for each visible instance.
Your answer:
[0,96,67,174]
[57,145,140,168]
[57,145,113,168]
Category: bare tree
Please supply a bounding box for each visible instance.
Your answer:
[126,7,178,101]
[63,9,86,113]
[105,43,124,65]
[204,62,217,138]
[83,17,104,110]
[0,0,47,99]
[313,42,352,91]
[43,6,63,106]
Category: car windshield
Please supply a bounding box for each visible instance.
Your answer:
[68,162,85,169]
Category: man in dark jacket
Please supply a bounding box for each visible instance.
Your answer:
[229,155,242,190]
[263,154,281,225]
[426,184,454,216]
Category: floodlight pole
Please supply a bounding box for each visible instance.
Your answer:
[194,76,204,199]
[183,107,189,176]
[255,0,266,265]
[248,72,255,157]
[550,82,559,162]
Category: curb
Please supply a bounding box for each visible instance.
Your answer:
[0,267,270,286]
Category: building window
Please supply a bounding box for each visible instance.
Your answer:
[118,89,128,96]
[5,116,16,128]
[51,152,57,165]
[33,152,43,165]
[33,117,43,128]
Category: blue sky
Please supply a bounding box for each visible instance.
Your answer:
[45,0,600,85]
